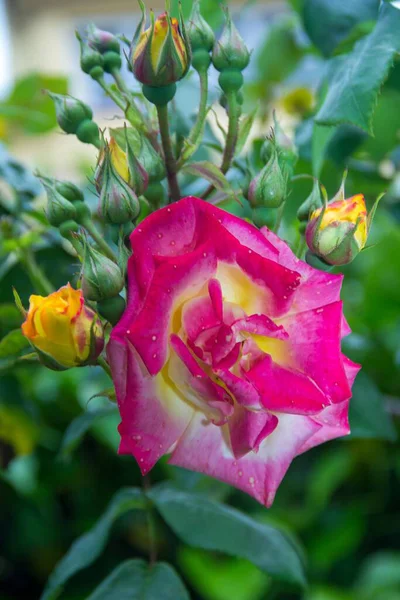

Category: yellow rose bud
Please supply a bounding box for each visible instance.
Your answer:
[130,2,190,88]
[306,194,369,266]
[21,283,104,369]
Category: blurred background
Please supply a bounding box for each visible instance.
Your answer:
[1,0,400,599]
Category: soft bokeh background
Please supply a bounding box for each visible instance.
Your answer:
[1,1,399,599]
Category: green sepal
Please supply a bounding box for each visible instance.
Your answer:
[13,288,27,318]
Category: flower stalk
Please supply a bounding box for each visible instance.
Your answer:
[156,104,181,202]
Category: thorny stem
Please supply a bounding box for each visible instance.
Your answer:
[111,69,150,130]
[176,67,209,170]
[156,104,181,202]
[203,91,240,199]
[20,251,53,296]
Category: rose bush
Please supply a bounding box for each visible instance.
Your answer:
[108,197,360,506]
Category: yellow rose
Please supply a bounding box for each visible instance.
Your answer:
[22,283,104,369]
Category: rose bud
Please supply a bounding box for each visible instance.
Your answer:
[47,92,100,146]
[98,142,140,225]
[305,193,370,266]
[47,92,92,134]
[188,0,215,53]
[86,23,121,54]
[248,149,287,209]
[212,7,250,94]
[81,244,124,302]
[38,175,77,227]
[110,135,149,196]
[21,283,104,370]
[130,1,190,89]
[76,30,104,76]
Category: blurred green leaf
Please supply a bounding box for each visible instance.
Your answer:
[1,74,68,134]
[87,559,189,600]
[349,372,397,441]
[58,405,118,458]
[0,330,29,359]
[355,552,400,600]
[0,304,22,338]
[179,547,269,600]
[303,0,379,57]
[316,3,400,132]
[40,488,146,600]
[149,485,306,588]
[0,143,42,203]
[312,123,335,176]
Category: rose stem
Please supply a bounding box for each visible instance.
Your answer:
[156,103,181,202]
[202,90,240,199]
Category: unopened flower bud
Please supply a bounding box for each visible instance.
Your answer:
[212,7,250,73]
[305,176,380,266]
[128,130,165,184]
[86,23,121,54]
[248,149,287,209]
[297,180,323,222]
[39,176,77,226]
[55,180,84,203]
[76,31,104,75]
[188,0,215,53]
[21,283,104,370]
[48,92,93,135]
[98,142,140,224]
[82,244,124,301]
[130,1,190,88]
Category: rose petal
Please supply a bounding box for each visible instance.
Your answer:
[169,411,320,506]
[112,340,194,474]
[245,354,329,415]
[280,301,351,403]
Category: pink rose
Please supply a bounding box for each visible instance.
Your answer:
[108,197,360,506]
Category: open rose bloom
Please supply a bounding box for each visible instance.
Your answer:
[108,197,360,506]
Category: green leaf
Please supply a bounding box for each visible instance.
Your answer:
[356,552,400,598]
[312,123,335,177]
[59,405,117,458]
[149,485,306,588]
[349,371,397,441]
[0,330,29,359]
[236,107,258,155]
[303,0,379,57]
[181,161,233,193]
[0,304,22,338]
[179,547,269,600]
[40,488,146,600]
[315,3,400,133]
[2,73,68,134]
[255,15,304,85]
[87,560,189,600]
